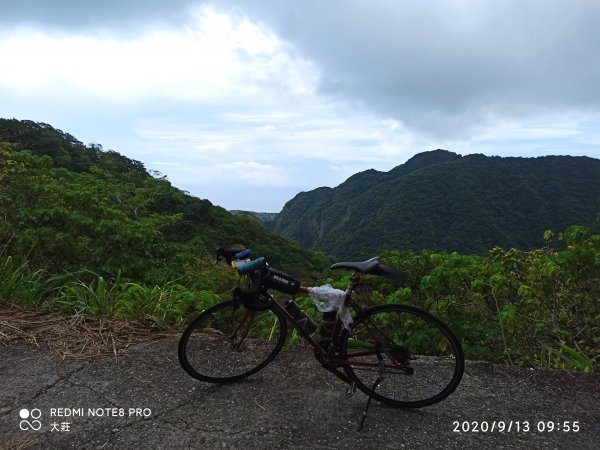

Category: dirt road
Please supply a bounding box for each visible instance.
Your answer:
[1,337,598,449]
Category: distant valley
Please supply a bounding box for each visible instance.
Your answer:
[229,210,278,229]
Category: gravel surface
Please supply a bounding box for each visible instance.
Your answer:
[1,338,598,449]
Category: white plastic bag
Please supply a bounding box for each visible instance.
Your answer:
[308,284,344,311]
[308,284,353,329]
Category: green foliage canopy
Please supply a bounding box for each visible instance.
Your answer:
[0,119,329,285]
[376,227,600,372]
[273,150,600,258]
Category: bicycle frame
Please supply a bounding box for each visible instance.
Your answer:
[265,294,328,353]
[257,271,406,373]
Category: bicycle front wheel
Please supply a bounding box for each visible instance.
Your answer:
[178,300,287,383]
[340,304,464,408]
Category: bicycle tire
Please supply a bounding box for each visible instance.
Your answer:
[340,304,464,408]
[178,299,287,383]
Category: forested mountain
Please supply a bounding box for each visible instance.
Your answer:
[272,150,600,258]
[0,119,328,283]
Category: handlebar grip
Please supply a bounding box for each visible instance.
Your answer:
[237,257,266,275]
[235,249,252,260]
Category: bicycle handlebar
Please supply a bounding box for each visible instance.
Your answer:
[214,247,268,275]
[215,247,304,294]
[236,257,267,275]
[215,247,253,264]
[235,249,252,260]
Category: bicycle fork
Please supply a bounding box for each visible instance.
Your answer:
[230,309,257,352]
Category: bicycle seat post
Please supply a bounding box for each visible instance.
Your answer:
[347,271,363,295]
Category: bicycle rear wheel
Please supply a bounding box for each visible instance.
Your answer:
[340,304,464,408]
[178,299,287,383]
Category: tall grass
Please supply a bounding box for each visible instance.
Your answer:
[52,271,119,317]
[52,271,220,327]
[0,253,49,307]
[0,258,222,329]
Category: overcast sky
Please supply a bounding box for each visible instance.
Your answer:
[1,0,599,211]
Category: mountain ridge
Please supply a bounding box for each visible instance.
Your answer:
[272,150,600,258]
[0,118,328,282]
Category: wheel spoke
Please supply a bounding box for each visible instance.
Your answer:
[341,304,464,407]
[179,300,287,383]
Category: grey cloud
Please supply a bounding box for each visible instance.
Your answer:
[5,0,599,140]
[222,0,600,138]
[0,0,198,31]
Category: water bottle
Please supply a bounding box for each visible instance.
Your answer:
[284,300,317,334]
[319,311,337,340]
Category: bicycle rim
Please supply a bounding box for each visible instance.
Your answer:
[178,300,287,383]
[341,304,464,408]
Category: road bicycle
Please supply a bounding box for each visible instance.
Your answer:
[178,248,464,429]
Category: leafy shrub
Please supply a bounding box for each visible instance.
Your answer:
[380,226,600,372]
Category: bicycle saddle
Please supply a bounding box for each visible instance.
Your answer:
[331,257,406,282]
[331,257,380,273]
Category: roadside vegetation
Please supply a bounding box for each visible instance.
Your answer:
[376,226,599,373]
[1,119,598,373]
[2,225,598,373]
